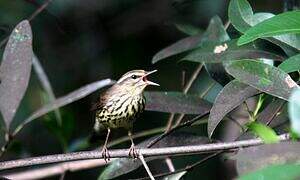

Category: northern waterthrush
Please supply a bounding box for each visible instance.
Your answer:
[91,70,159,161]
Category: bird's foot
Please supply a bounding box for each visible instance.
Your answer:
[128,144,138,159]
[101,146,111,163]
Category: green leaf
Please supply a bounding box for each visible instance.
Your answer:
[247,122,279,143]
[182,39,283,63]
[225,59,299,100]
[288,88,300,136]
[278,54,300,73]
[238,11,300,46]
[144,91,212,114]
[239,164,300,180]
[228,0,300,52]
[208,80,259,138]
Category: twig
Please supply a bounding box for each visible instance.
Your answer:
[139,152,155,180]
[147,113,208,148]
[0,0,53,48]
[0,133,290,170]
[135,151,221,180]
[165,157,175,172]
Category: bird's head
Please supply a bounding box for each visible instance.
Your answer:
[116,70,159,95]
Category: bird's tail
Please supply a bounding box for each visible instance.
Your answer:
[89,121,106,143]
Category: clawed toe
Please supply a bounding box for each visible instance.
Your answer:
[128,145,138,159]
[101,147,111,163]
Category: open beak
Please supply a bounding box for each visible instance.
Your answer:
[142,70,160,86]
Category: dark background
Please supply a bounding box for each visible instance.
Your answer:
[0,0,288,179]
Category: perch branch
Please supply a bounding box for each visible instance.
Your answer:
[139,152,155,180]
[0,133,290,171]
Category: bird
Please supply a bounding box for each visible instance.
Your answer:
[91,70,159,162]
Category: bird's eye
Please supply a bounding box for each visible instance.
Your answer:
[131,75,138,79]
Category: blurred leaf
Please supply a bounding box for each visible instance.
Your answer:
[145,91,212,114]
[247,122,279,143]
[278,53,300,73]
[152,34,203,63]
[43,110,75,151]
[175,23,203,36]
[163,171,187,180]
[208,80,259,138]
[182,39,283,63]
[225,59,299,101]
[228,0,300,52]
[234,142,300,175]
[0,20,32,130]
[238,11,300,46]
[99,132,210,180]
[13,79,114,134]
[32,54,62,125]
[288,88,300,136]
[239,164,300,180]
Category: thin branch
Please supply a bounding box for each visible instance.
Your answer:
[165,157,175,172]
[139,152,155,180]
[135,151,221,180]
[2,159,110,180]
[0,133,290,171]
[0,0,53,48]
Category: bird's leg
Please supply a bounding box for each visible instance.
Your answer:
[101,128,111,162]
[128,130,138,159]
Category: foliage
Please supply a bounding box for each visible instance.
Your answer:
[0,0,300,179]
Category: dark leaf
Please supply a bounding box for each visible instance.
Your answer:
[208,80,259,138]
[13,79,114,133]
[0,20,33,130]
[257,98,286,125]
[152,34,203,63]
[238,11,300,46]
[163,171,187,180]
[99,132,210,180]
[234,142,300,175]
[278,53,300,73]
[247,122,279,144]
[175,23,203,36]
[32,54,62,125]
[225,59,299,101]
[144,91,212,115]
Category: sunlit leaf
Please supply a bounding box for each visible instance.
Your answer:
[247,122,279,143]
[182,39,283,63]
[13,79,114,134]
[229,0,300,52]
[238,164,300,180]
[208,80,259,138]
[225,59,299,101]
[234,142,300,175]
[288,88,300,136]
[99,132,210,180]
[238,11,300,46]
[145,91,211,115]
[0,20,32,130]
[278,53,300,73]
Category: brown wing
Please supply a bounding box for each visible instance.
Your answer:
[90,90,109,111]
